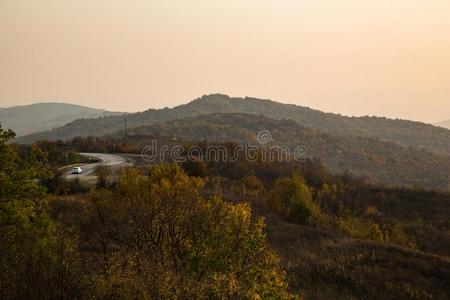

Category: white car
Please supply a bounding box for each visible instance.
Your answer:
[71,167,83,174]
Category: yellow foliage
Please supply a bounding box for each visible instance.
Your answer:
[83,164,294,299]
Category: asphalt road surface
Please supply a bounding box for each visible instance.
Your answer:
[64,153,132,180]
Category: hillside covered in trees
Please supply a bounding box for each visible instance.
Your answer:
[3,123,450,299]
[114,113,450,191]
[16,94,450,156]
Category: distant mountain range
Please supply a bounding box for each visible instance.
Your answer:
[16,94,450,156]
[0,103,123,136]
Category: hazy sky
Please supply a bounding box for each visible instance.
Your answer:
[1,0,449,123]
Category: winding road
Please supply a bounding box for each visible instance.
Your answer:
[64,153,133,180]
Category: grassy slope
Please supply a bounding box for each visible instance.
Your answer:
[266,214,450,300]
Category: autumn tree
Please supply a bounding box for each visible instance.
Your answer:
[82,164,292,299]
[0,126,83,299]
[269,175,321,224]
[238,175,265,199]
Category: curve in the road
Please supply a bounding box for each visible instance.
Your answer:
[64,153,132,180]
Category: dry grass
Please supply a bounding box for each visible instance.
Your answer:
[265,214,450,299]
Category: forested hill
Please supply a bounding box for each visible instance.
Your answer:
[16,94,450,156]
[1,102,122,136]
[127,113,450,191]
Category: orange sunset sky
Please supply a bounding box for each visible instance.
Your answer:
[1,0,449,123]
